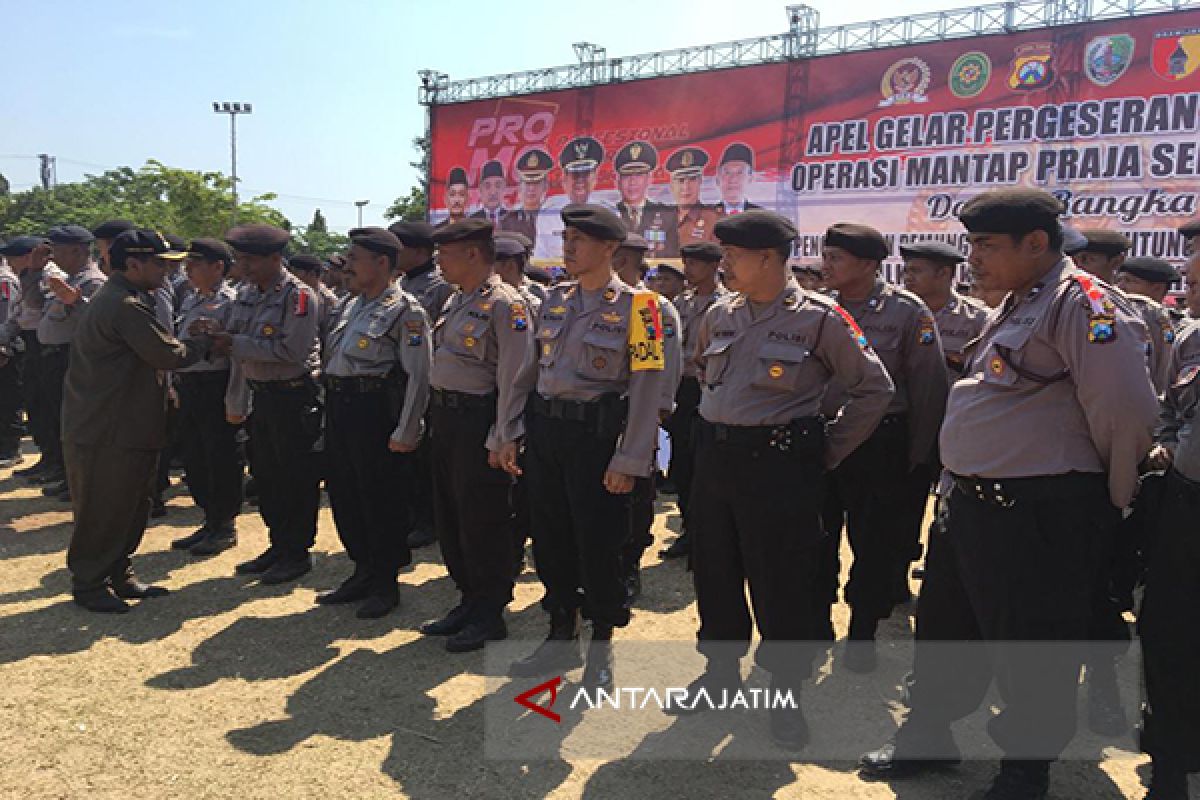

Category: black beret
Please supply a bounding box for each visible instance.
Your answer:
[957,189,1064,235]
[289,254,325,273]
[349,226,403,256]
[654,263,685,280]
[561,204,627,242]
[498,231,533,253]
[494,236,526,259]
[515,148,553,181]
[225,224,290,255]
[526,266,552,284]
[1179,219,1200,238]
[47,224,95,245]
[1119,256,1179,284]
[613,140,657,175]
[665,147,710,177]
[679,242,723,262]
[388,220,435,248]
[447,166,468,187]
[619,232,650,252]
[715,210,798,250]
[432,218,493,245]
[898,240,964,265]
[790,262,822,276]
[0,236,49,256]
[1070,228,1131,256]
[325,253,347,269]
[824,223,889,261]
[91,219,135,239]
[480,160,505,182]
[719,142,755,169]
[187,237,232,263]
[110,229,187,263]
[559,136,604,173]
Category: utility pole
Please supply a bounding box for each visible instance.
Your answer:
[355,200,369,228]
[37,154,56,189]
[212,102,253,222]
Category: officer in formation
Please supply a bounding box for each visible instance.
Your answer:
[859,189,1159,800]
[898,241,989,375]
[62,230,208,613]
[0,246,22,465]
[168,238,242,556]
[668,210,893,748]
[508,204,666,690]
[493,232,546,311]
[318,227,430,618]
[91,219,135,274]
[820,223,949,671]
[660,241,728,559]
[3,237,50,475]
[419,219,533,648]
[288,254,341,345]
[204,224,322,586]
[1116,256,1185,326]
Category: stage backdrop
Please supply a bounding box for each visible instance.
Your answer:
[429,9,1200,266]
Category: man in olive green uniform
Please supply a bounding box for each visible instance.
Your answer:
[63,230,208,613]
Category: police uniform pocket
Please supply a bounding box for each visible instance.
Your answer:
[536,324,564,366]
[979,325,1034,387]
[751,342,810,391]
[700,337,734,386]
[578,330,625,381]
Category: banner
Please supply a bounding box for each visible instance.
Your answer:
[429,9,1200,265]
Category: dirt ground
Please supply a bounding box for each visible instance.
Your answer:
[0,448,1158,800]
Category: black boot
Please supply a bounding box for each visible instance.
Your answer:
[1085,659,1128,736]
[1145,757,1189,800]
[446,601,507,652]
[190,522,237,556]
[236,547,279,575]
[842,613,878,673]
[768,675,808,751]
[406,523,436,549]
[15,457,47,477]
[356,582,399,619]
[660,533,691,559]
[172,525,210,550]
[316,569,372,605]
[623,567,641,610]
[110,578,169,599]
[581,626,614,689]
[509,609,582,677]
[420,598,476,635]
[73,586,131,614]
[971,759,1049,800]
[260,554,313,585]
[664,659,743,716]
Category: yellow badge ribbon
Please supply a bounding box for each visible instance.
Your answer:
[628,291,665,372]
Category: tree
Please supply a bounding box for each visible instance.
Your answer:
[0,160,288,238]
[309,208,328,234]
[291,210,349,259]
[383,186,427,222]
[0,173,9,197]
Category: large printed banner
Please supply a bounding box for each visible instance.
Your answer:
[429,9,1200,264]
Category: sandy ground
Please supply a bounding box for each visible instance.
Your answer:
[0,446,1161,800]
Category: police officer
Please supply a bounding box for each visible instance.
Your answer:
[503,148,552,244]
[668,210,893,748]
[205,224,322,585]
[38,224,108,500]
[899,241,989,376]
[665,147,718,251]
[289,254,341,346]
[509,204,666,689]
[91,220,135,274]
[791,262,824,291]
[388,220,453,548]
[63,230,208,613]
[1140,318,1200,799]
[614,140,678,259]
[649,262,686,302]
[0,245,23,465]
[4,238,50,476]
[168,238,243,556]
[419,219,533,649]
[1116,256,1182,312]
[821,223,950,670]
[319,227,430,618]
[660,242,728,559]
[859,189,1159,800]
[494,234,546,312]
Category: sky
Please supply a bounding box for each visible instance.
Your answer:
[4,0,954,233]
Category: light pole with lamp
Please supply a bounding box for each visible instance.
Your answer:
[355,200,369,228]
[212,101,253,223]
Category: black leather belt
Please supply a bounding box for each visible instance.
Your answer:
[247,377,314,392]
[177,370,230,384]
[697,417,824,451]
[431,388,494,411]
[951,471,1105,508]
[41,343,69,356]
[879,412,906,426]
[324,374,388,393]
[529,392,624,424]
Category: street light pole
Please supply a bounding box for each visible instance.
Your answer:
[355,200,369,228]
[212,101,253,223]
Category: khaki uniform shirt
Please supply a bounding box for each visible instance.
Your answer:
[431,274,535,450]
[0,266,19,329]
[676,285,730,379]
[940,259,1158,508]
[1156,320,1200,483]
[37,262,106,346]
[400,262,455,325]
[516,275,667,477]
[176,283,237,374]
[224,269,321,418]
[695,281,894,468]
[324,284,431,448]
[933,291,990,375]
[1124,292,1176,395]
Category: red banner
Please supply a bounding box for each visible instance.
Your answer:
[430,9,1200,264]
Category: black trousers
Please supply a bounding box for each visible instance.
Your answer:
[64,442,158,591]
[408,424,435,530]
[1138,469,1200,771]
[619,476,656,575]
[177,372,242,527]
[248,383,322,561]
[525,411,631,628]
[665,376,702,528]
[18,332,48,453]
[690,420,827,676]
[39,346,68,469]
[430,403,515,607]
[900,472,1117,760]
[325,388,410,590]
[0,351,22,455]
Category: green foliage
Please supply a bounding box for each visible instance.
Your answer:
[383,185,427,221]
[0,160,288,238]
[309,208,328,233]
[290,217,349,259]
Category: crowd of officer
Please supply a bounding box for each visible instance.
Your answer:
[1,188,1198,800]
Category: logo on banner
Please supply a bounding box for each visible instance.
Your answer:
[1085,35,1134,86]
[949,51,992,98]
[1009,42,1055,90]
[1152,28,1200,81]
[879,57,931,107]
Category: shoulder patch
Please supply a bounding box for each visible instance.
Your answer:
[832,304,870,351]
[1072,273,1117,344]
[294,287,311,317]
[629,291,665,371]
[510,301,529,331]
[918,312,937,346]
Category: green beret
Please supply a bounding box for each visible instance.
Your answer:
[348,226,403,256]
[824,223,889,261]
[957,189,1064,236]
[561,204,626,242]
[715,210,797,250]
[432,218,493,245]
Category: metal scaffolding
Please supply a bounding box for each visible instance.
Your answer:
[418,0,1197,105]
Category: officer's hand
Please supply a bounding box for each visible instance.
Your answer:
[226,413,246,425]
[1146,444,1174,471]
[168,386,180,409]
[389,438,418,453]
[603,470,635,495]
[188,316,221,336]
[658,410,671,424]
[493,442,522,476]
[209,332,234,356]
[47,276,81,305]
